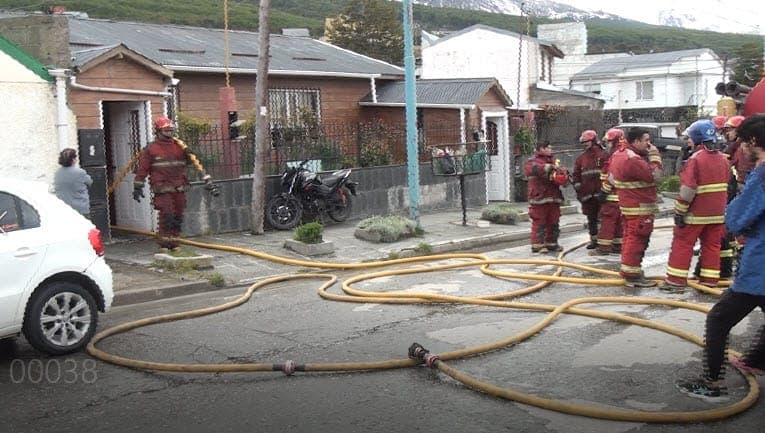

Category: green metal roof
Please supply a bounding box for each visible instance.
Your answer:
[0,35,52,81]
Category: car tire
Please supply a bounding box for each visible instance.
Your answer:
[22,281,98,355]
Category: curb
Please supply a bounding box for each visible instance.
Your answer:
[112,280,217,306]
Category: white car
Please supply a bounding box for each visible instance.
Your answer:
[0,178,113,355]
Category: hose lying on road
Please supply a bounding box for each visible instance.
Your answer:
[90,227,758,423]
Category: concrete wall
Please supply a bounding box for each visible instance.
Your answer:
[0,15,70,68]
[181,163,487,235]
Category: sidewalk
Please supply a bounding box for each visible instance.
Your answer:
[105,200,675,306]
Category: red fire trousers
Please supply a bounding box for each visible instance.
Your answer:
[152,191,186,249]
[620,215,654,278]
[529,203,561,248]
[596,201,623,252]
[666,223,724,286]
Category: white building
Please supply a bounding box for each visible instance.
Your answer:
[1,35,76,183]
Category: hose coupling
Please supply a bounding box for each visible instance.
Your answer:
[408,343,440,368]
[280,360,297,376]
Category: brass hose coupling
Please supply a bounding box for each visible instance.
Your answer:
[408,343,440,368]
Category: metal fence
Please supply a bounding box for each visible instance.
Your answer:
[179,120,464,180]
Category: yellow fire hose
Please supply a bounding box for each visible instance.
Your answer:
[88,228,758,423]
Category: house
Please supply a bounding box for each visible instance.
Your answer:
[537,22,724,125]
[420,24,603,112]
[1,35,76,183]
[568,49,724,124]
[359,77,514,201]
[0,11,412,236]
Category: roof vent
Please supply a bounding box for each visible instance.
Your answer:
[158,48,205,54]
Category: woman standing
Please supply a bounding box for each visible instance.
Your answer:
[53,148,92,217]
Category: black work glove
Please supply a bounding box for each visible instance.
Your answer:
[132,186,144,202]
[674,213,686,228]
[204,177,220,197]
[597,191,608,203]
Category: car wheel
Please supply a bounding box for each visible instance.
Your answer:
[23,282,98,355]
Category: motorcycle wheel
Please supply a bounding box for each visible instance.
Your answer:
[266,195,303,230]
[327,187,353,222]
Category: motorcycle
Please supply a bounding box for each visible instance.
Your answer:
[266,160,358,230]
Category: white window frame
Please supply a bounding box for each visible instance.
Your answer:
[636,80,654,101]
[268,88,321,126]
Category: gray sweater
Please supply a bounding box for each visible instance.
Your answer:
[54,166,93,215]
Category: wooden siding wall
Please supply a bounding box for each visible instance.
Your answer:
[68,58,168,128]
[174,73,377,125]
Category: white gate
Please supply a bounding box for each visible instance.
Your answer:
[483,113,510,201]
[108,101,153,231]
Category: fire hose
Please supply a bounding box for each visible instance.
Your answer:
[87,231,758,423]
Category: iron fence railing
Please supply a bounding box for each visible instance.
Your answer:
[178,121,464,180]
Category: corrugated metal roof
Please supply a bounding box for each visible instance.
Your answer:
[67,16,404,76]
[428,24,564,58]
[572,48,713,78]
[360,78,512,107]
[71,44,118,68]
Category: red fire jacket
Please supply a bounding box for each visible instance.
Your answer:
[134,137,191,194]
[609,144,660,216]
[675,148,729,224]
[573,145,608,201]
[524,152,564,205]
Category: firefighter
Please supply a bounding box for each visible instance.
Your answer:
[661,119,730,292]
[133,116,220,251]
[523,141,569,253]
[725,115,755,191]
[591,128,625,256]
[609,127,663,287]
[572,130,608,249]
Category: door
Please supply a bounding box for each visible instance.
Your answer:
[0,192,46,330]
[107,102,153,231]
[484,113,510,201]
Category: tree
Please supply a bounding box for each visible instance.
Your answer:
[731,41,764,87]
[325,0,404,65]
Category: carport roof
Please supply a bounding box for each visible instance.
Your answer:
[66,16,405,77]
[360,78,513,109]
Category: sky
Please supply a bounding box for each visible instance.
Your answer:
[553,0,762,34]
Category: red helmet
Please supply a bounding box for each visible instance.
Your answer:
[579,130,598,143]
[724,115,745,129]
[712,115,728,131]
[604,128,624,142]
[154,116,174,130]
[551,170,568,186]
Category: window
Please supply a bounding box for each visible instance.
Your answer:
[0,192,40,233]
[269,88,321,126]
[636,81,654,101]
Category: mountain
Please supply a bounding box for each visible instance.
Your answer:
[414,0,762,35]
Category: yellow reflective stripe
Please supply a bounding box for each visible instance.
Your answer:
[597,239,613,246]
[720,249,734,258]
[666,266,689,278]
[621,264,642,274]
[600,173,608,180]
[699,268,720,278]
[152,160,186,167]
[529,197,564,205]
[675,202,689,213]
[613,180,653,189]
[607,194,618,201]
[685,215,724,224]
[620,205,657,216]
[696,183,728,194]
[582,169,601,176]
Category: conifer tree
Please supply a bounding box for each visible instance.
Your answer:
[325,0,404,65]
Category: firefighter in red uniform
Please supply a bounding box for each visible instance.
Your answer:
[573,130,608,249]
[661,119,730,291]
[725,115,755,190]
[609,127,663,287]
[524,142,569,253]
[591,128,625,255]
[133,117,219,250]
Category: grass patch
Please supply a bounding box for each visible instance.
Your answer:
[205,272,225,287]
[294,222,323,244]
[355,215,419,243]
[657,175,680,192]
[480,203,521,225]
[414,242,433,255]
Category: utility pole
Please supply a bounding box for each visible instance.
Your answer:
[402,0,420,225]
[251,0,271,234]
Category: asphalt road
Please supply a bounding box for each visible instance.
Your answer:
[2,227,764,433]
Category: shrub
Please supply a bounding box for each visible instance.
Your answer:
[481,203,521,225]
[294,222,323,244]
[355,215,418,243]
[657,175,680,192]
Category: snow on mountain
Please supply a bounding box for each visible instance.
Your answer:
[411,0,763,35]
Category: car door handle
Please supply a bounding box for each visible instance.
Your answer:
[13,248,39,258]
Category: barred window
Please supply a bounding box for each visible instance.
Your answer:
[269,88,321,126]
[636,81,654,101]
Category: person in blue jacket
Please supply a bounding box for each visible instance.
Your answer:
[677,114,765,398]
